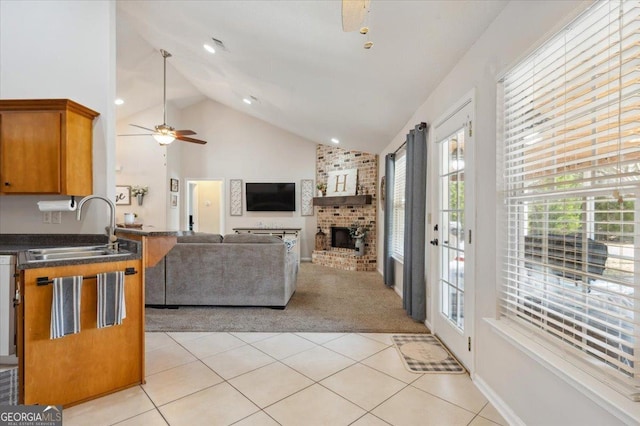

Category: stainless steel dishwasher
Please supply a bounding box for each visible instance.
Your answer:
[0,255,16,360]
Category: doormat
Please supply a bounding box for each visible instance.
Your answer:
[0,367,18,405]
[392,334,465,374]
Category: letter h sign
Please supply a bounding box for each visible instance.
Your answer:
[326,169,358,196]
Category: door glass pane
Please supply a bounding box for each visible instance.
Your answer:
[440,128,466,331]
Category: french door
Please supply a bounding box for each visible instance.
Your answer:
[431,94,475,370]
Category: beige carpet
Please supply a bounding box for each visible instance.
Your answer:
[145,262,429,333]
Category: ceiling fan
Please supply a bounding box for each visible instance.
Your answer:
[121,49,207,145]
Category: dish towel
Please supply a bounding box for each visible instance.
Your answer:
[50,276,83,339]
[97,271,126,328]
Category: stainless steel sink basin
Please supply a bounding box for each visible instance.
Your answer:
[25,245,131,263]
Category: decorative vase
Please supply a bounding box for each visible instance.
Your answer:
[354,237,365,257]
[317,190,323,197]
[136,194,144,206]
[124,213,135,225]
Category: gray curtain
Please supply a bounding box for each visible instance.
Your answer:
[402,124,428,322]
[383,153,395,287]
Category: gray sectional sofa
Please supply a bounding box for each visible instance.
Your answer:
[145,232,298,308]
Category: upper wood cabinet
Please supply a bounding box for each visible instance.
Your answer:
[0,99,100,195]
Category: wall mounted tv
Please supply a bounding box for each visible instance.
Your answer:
[245,182,296,212]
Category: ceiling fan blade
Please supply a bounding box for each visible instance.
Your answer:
[176,135,207,145]
[129,124,156,132]
[174,130,196,136]
[342,0,370,32]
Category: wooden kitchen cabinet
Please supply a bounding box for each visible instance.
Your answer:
[0,99,99,195]
[17,258,144,407]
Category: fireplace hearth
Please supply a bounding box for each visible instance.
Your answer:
[331,227,355,249]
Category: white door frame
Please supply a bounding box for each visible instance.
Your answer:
[429,89,476,372]
[184,178,226,234]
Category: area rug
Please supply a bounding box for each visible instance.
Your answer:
[145,263,429,333]
[392,334,465,373]
[0,368,18,405]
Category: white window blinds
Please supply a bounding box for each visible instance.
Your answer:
[500,0,640,394]
[392,149,407,260]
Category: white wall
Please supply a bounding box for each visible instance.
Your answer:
[0,0,116,235]
[179,99,318,259]
[166,129,183,231]
[377,0,632,424]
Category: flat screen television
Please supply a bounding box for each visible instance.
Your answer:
[245,182,296,212]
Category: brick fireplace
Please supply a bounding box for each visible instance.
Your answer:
[312,145,378,271]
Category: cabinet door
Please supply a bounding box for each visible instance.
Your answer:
[20,259,144,406]
[0,111,61,193]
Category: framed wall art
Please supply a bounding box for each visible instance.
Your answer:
[230,179,243,216]
[326,168,358,196]
[115,186,131,205]
[170,178,179,192]
[301,179,314,216]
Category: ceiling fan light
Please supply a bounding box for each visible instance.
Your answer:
[203,44,216,54]
[153,133,175,145]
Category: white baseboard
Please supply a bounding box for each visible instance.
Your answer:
[473,374,525,426]
[301,257,312,262]
[424,319,432,331]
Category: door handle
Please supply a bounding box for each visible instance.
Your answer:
[430,238,439,246]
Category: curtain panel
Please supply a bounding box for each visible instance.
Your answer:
[402,124,428,322]
[383,153,395,287]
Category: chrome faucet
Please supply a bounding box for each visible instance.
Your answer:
[76,195,118,246]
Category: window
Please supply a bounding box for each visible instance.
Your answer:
[392,148,407,260]
[500,0,640,394]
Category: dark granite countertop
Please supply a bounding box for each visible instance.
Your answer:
[0,234,141,269]
[115,227,181,237]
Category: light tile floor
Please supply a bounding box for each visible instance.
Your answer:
[63,332,508,426]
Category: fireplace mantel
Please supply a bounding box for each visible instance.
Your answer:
[312,194,372,207]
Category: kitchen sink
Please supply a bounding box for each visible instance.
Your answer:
[25,244,131,263]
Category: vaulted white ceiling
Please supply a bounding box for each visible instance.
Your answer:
[116,0,508,153]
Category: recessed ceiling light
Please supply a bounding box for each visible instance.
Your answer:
[331,138,340,144]
[243,98,252,105]
[203,44,216,54]
[114,98,124,105]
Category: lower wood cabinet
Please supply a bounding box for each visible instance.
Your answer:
[18,259,144,407]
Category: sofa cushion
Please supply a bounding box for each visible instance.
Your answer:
[177,232,223,243]
[223,233,282,244]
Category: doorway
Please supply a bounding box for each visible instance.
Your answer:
[430,91,475,370]
[186,179,224,234]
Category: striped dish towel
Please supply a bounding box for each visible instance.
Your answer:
[50,276,83,339]
[97,271,126,328]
